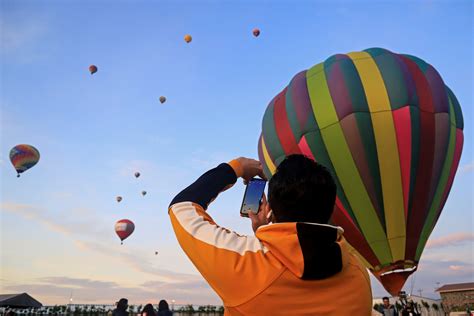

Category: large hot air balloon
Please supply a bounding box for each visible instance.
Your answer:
[258,48,464,296]
[89,65,98,75]
[184,34,192,43]
[9,144,40,177]
[252,28,260,37]
[115,219,135,245]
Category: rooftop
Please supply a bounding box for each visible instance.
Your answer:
[436,282,474,293]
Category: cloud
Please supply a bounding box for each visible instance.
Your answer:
[448,265,464,271]
[371,258,474,298]
[3,278,153,305]
[1,202,110,239]
[73,240,204,285]
[0,13,48,62]
[3,275,219,306]
[426,232,474,249]
[2,202,209,284]
[39,277,117,290]
[0,203,218,305]
[460,161,474,173]
[188,149,233,171]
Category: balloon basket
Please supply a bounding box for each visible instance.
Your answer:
[372,261,418,296]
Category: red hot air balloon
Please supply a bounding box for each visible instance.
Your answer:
[252,28,260,37]
[89,65,98,75]
[115,219,135,245]
[9,144,40,177]
[258,48,464,296]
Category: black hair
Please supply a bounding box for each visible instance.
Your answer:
[268,155,336,223]
[158,300,170,311]
[117,298,128,310]
[141,304,156,316]
[383,297,389,301]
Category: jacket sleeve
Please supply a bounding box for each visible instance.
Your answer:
[168,163,283,306]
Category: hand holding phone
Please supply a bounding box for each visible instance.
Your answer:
[240,178,266,217]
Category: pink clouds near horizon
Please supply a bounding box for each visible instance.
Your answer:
[426,232,474,249]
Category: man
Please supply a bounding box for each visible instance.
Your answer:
[378,297,397,316]
[169,155,372,315]
[112,298,129,316]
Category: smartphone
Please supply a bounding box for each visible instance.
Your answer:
[240,178,267,217]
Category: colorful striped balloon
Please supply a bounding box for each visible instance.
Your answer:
[258,48,464,295]
[9,144,41,177]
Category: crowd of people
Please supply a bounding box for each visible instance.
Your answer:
[112,299,172,316]
[376,296,422,316]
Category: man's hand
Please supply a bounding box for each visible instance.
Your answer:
[234,157,267,181]
[248,194,272,233]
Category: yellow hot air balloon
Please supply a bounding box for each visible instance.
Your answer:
[184,34,192,43]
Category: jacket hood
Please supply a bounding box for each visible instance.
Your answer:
[256,222,347,280]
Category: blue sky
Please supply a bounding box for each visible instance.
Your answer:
[1,0,473,305]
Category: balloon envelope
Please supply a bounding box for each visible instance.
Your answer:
[141,191,147,196]
[116,196,122,203]
[134,172,140,178]
[258,48,464,295]
[252,28,260,37]
[184,34,192,43]
[115,219,135,244]
[10,144,40,177]
[159,96,166,104]
[89,65,98,75]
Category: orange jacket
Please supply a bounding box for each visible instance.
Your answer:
[169,163,372,315]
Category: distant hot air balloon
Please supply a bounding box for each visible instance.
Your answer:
[9,144,40,177]
[89,65,98,75]
[258,48,464,296]
[115,219,135,245]
[159,96,166,104]
[155,251,158,255]
[184,34,192,43]
[141,191,147,196]
[252,28,260,37]
[116,196,123,203]
[135,172,140,178]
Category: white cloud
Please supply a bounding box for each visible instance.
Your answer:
[460,161,474,173]
[1,202,109,239]
[3,275,220,306]
[188,149,233,171]
[426,232,474,249]
[1,201,219,305]
[0,14,48,62]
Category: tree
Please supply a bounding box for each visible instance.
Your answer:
[395,302,402,311]
[432,303,439,311]
[208,305,217,314]
[217,306,224,315]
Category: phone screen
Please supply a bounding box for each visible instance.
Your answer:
[240,178,267,217]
